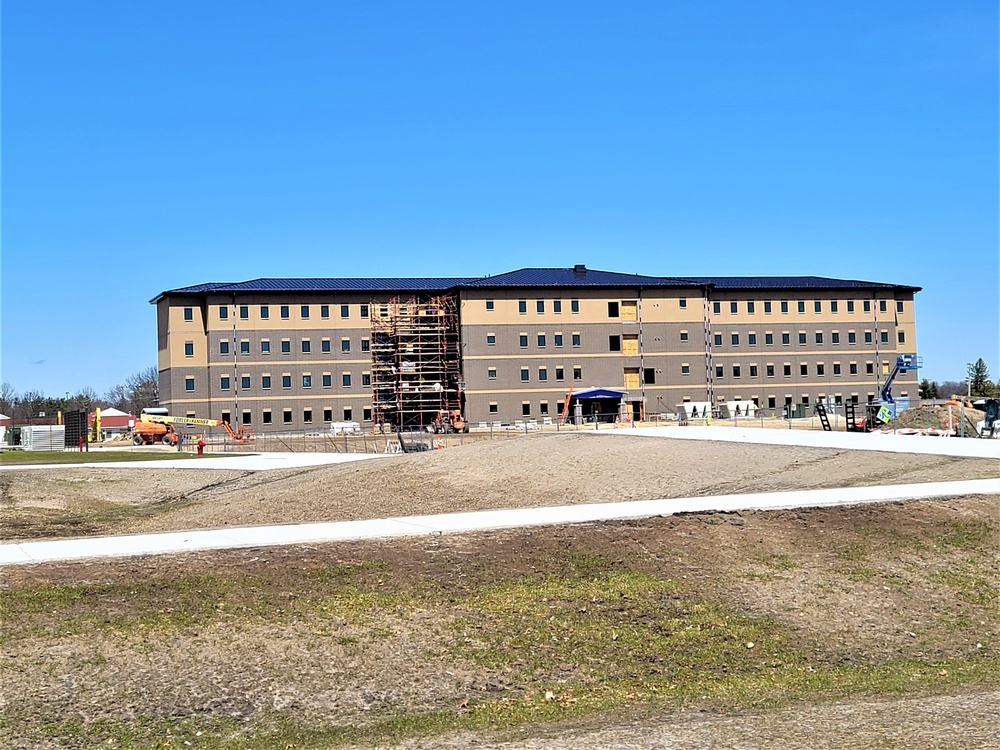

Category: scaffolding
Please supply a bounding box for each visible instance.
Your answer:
[370,295,464,429]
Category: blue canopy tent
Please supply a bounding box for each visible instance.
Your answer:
[570,387,627,423]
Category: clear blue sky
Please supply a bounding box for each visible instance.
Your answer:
[2,1,997,396]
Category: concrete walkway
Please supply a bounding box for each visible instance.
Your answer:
[2,477,998,566]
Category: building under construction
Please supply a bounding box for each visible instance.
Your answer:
[370,295,464,429]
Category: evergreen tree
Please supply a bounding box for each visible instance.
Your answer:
[967,359,993,397]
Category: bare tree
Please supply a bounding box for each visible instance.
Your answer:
[106,367,159,415]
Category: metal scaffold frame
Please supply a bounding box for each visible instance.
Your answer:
[370,295,464,429]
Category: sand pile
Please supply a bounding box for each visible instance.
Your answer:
[890,405,985,430]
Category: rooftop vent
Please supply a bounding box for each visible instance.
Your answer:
[573,264,587,275]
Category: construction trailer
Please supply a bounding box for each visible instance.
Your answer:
[370,295,465,430]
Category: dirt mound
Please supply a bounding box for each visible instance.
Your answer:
[890,405,985,431]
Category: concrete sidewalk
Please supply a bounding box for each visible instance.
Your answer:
[2,477,998,566]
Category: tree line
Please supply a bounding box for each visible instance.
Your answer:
[919,359,998,400]
[0,367,159,423]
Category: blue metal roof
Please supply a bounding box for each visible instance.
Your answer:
[153,268,920,303]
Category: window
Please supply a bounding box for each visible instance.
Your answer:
[766,365,775,377]
[221,411,230,424]
[537,300,545,313]
[732,365,741,378]
[343,408,352,422]
[643,368,655,384]
[573,366,582,380]
[797,301,805,313]
[183,307,193,321]
[341,339,350,352]
[302,374,312,388]
[782,333,790,345]
[553,300,562,313]
[519,334,529,348]
[768,397,776,409]
[730,301,738,314]
[712,301,721,314]
[783,364,792,377]
[554,333,563,347]
[748,333,757,345]
[749,365,758,377]
[850,363,858,375]
[747,301,755,314]
[780,301,789,314]
[281,340,291,353]
[300,305,309,319]
[896,300,904,313]
[716,365,724,378]
[679,298,687,309]
[338,305,348,319]
[262,376,271,389]
[556,367,565,381]
[815,332,823,344]
[282,375,292,388]
[487,333,496,346]
[323,408,333,422]
[898,331,905,344]
[817,364,825,376]
[798,332,807,344]
[866,362,874,375]
[540,401,550,415]
[519,300,527,314]
[261,305,270,319]
[681,364,690,375]
[848,331,857,344]
[863,300,871,313]
[262,410,272,424]
[261,340,271,354]
[864,331,873,344]
[184,342,194,356]
[538,334,546,347]
[814,301,822,313]
[731,333,739,346]
[360,304,369,318]
[572,333,581,347]
[320,305,329,319]
[220,340,230,355]
[280,305,289,319]
[361,338,370,352]
[538,367,548,381]
[241,375,251,389]
[489,403,499,414]
[342,373,352,387]
[240,305,249,319]
[880,331,889,344]
[831,300,838,313]
[301,339,311,353]
[220,305,229,320]
[800,364,808,376]
[571,299,580,313]
[241,340,250,355]
[303,410,312,424]
[488,367,497,380]
[765,333,773,345]
[185,377,195,391]
[322,374,331,387]
[283,410,292,424]
[764,300,772,314]
[680,331,689,342]
[321,339,331,353]
[520,368,529,382]
[831,332,839,344]
[522,403,531,417]
[879,300,887,313]
[220,376,231,390]
[833,363,841,375]
[609,301,620,317]
[486,299,494,311]
[847,300,855,313]
[714,333,723,346]
[609,335,621,352]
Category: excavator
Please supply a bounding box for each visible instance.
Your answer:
[132,412,253,445]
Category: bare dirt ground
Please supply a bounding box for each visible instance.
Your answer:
[2,433,999,749]
[2,432,999,540]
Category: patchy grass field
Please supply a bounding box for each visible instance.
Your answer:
[0,449,199,466]
[3,495,998,749]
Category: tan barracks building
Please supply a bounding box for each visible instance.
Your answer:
[152,265,921,431]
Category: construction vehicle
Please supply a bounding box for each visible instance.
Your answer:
[975,399,1000,438]
[858,353,921,428]
[430,409,469,434]
[132,412,253,445]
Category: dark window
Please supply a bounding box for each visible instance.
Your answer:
[261,305,269,319]
[241,376,250,389]
[185,377,195,391]
[302,375,311,388]
[486,300,494,311]
[489,403,499,414]
[768,397,776,408]
[263,411,272,424]
[716,365,724,378]
[815,332,823,344]
[864,331,873,344]
[341,339,350,352]
[519,300,527,314]
[679,298,687,309]
[571,299,580,313]
[343,408,352,421]
[797,301,805,313]
[748,333,757,345]
[360,304,369,318]
[800,364,808,375]
[866,362,874,375]
[573,366,582,380]
[537,300,544,313]
[281,340,291,353]
[361,373,371,386]
[848,332,857,344]
[219,305,228,319]
[361,339,370,352]
[863,300,871,313]
[898,331,905,344]
[767,365,775,377]
[780,301,789,313]
[241,340,250,355]
[282,375,291,388]
[538,334,546,347]
[831,300,838,313]
[782,333,790,345]
[220,341,230,355]
[733,365,741,378]
[220,376,230,390]
[262,376,271,389]
[323,408,333,422]
[847,300,855,312]
[879,300,887,313]
[764,300,772,314]
[280,305,289,319]
[572,333,581,347]
[880,331,889,343]
[554,334,563,347]
[301,305,309,319]
[680,331,689,341]
[732,334,739,346]
[283,410,292,424]
[184,342,194,356]
[730,301,738,314]
[538,368,548,381]
[814,301,821,313]
[765,333,773,345]
[341,305,350,318]
[261,341,270,354]
[714,334,723,346]
[320,305,329,318]
[681,364,690,374]
[896,300,903,313]
[831,332,839,344]
[643,368,655,384]
[322,340,331,353]
[342,373,352,387]
[540,402,550,415]
[322,374,331,387]
[487,334,496,345]
[609,335,622,352]
[553,300,562,313]
[712,301,721,314]
[519,335,528,348]
[817,364,825,376]
[749,365,758,377]
[303,410,312,424]
[520,368,529,382]
[747,301,755,314]
[608,301,620,317]
[302,340,311,353]
[555,367,565,380]
[221,411,231,424]
[488,368,497,380]
[850,363,858,374]
[783,364,792,376]
[798,333,807,344]
[522,403,531,417]
[833,364,841,375]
